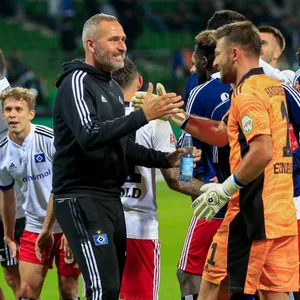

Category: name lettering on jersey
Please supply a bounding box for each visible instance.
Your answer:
[121,187,141,199]
[241,115,253,134]
[34,153,46,164]
[220,92,229,102]
[8,162,17,171]
[101,95,107,103]
[264,86,284,98]
[22,169,51,182]
[93,230,108,246]
[273,162,293,174]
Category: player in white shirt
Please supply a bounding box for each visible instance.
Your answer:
[0,49,26,300]
[294,48,300,92]
[259,25,295,84]
[112,57,203,300]
[0,87,80,300]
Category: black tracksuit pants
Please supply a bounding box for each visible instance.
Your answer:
[54,196,126,300]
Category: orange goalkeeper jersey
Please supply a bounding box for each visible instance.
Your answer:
[227,68,297,240]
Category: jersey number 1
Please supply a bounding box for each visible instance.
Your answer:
[280,101,292,157]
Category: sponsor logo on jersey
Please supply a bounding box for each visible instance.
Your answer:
[119,96,123,104]
[241,115,253,134]
[22,169,51,182]
[8,162,17,171]
[34,153,46,163]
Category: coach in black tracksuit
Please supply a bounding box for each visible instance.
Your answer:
[50,14,183,300]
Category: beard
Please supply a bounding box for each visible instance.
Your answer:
[220,59,236,84]
[95,46,124,72]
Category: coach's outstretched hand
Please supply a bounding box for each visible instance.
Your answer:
[156,83,189,127]
[35,229,54,262]
[138,83,184,121]
[167,147,201,167]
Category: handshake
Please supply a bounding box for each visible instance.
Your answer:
[131,82,189,128]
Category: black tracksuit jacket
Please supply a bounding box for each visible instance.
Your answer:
[52,60,170,199]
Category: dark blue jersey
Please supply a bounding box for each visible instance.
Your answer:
[211,99,231,183]
[293,148,300,197]
[282,84,300,197]
[184,72,198,107]
[179,76,231,219]
[282,84,300,147]
[293,68,300,87]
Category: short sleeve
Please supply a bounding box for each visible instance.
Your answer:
[233,91,271,142]
[0,168,14,190]
[152,120,176,152]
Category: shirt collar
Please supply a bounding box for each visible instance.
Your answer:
[237,67,264,86]
[8,123,35,148]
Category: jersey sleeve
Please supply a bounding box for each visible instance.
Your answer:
[282,84,300,143]
[0,169,14,190]
[152,120,176,152]
[233,90,271,142]
[58,76,148,152]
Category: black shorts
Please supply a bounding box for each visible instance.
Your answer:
[0,217,26,267]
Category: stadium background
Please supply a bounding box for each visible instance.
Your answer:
[0,0,299,298]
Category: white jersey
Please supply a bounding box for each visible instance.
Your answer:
[0,77,25,220]
[0,124,61,233]
[121,117,176,240]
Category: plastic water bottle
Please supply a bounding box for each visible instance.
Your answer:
[180,133,193,182]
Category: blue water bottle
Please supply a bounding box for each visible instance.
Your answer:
[180,133,193,182]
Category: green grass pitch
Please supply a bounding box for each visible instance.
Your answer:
[0,181,193,299]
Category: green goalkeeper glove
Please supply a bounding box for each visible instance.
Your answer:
[192,175,243,221]
[131,83,189,125]
[131,91,156,109]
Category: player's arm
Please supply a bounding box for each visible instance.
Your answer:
[234,134,272,185]
[182,116,228,147]
[61,80,182,152]
[126,137,201,168]
[35,194,55,262]
[160,168,204,197]
[41,194,56,232]
[158,83,229,147]
[1,187,16,242]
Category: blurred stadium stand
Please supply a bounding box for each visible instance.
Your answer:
[0,0,299,128]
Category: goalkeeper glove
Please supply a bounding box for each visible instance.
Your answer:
[132,91,156,109]
[131,83,189,126]
[156,82,189,126]
[192,175,243,221]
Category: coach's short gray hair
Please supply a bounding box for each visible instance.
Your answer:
[82,13,118,49]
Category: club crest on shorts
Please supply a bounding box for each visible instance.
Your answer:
[93,230,108,246]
